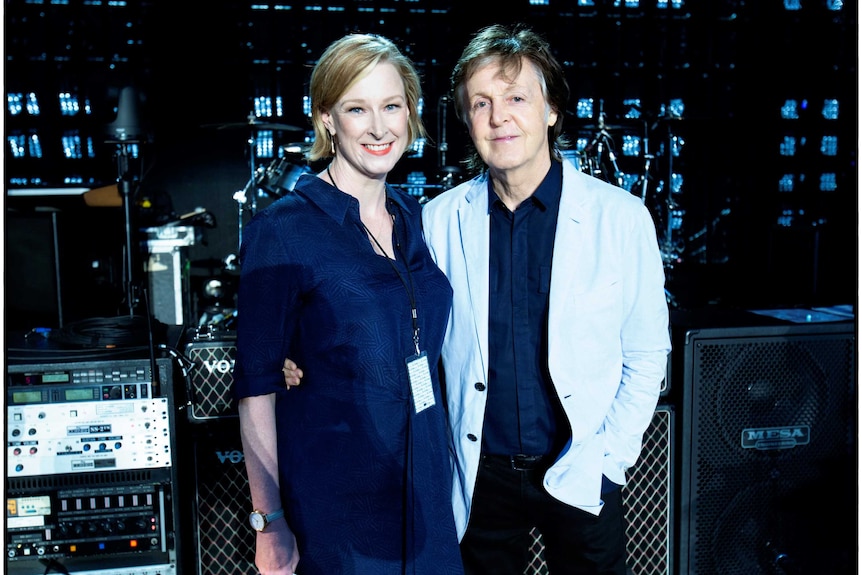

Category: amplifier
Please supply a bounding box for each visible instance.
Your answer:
[189,423,256,575]
[184,329,237,423]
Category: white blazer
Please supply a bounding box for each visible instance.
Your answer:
[422,159,672,540]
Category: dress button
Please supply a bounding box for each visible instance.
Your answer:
[474,382,485,391]
[467,434,478,442]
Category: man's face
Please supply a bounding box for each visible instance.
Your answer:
[463,57,558,176]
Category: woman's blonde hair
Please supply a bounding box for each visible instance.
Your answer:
[308,33,427,163]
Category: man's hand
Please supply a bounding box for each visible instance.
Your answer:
[282,359,303,389]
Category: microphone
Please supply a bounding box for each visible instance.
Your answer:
[106,86,147,142]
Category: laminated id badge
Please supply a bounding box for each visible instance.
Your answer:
[406,351,435,413]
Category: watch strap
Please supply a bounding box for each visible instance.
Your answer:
[264,508,285,523]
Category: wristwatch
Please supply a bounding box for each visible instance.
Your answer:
[249,508,285,532]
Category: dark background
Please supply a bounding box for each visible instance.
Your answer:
[4,0,858,331]
[3,4,857,575]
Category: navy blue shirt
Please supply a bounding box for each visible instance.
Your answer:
[483,160,568,458]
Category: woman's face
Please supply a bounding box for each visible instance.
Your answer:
[322,61,410,181]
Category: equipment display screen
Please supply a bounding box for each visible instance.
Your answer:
[11,390,43,404]
[43,372,71,384]
[64,388,95,401]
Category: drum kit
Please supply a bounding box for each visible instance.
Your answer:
[573,107,691,276]
[200,115,312,253]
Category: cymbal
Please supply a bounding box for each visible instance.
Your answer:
[581,123,625,131]
[279,142,312,154]
[203,119,303,132]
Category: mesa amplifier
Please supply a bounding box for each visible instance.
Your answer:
[678,321,855,575]
[184,329,238,422]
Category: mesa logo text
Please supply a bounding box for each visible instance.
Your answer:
[741,425,810,450]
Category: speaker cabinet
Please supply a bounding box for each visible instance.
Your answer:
[190,422,256,575]
[525,405,675,575]
[678,321,856,575]
[184,333,238,423]
[624,404,674,575]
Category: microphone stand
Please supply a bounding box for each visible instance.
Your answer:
[112,139,142,317]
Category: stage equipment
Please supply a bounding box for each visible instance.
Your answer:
[187,421,255,575]
[208,114,303,253]
[653,117,686,271]
[258,144,312,197]
[106,86,149,317]
[6,357,181,575]
[436,95,465,191]
[144,225,197,327]
[677,321,855,575]
[526,405,675,575]
[579,101,624,188]
[183,327,238,423]
[201,118,303,133]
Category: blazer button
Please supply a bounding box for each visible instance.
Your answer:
[474,382,485,391]
[467,434,478,442]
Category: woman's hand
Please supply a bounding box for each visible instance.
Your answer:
[255,518,299,575]
[282,359,303,389]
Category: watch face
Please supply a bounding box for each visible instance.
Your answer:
[250,512,266,531]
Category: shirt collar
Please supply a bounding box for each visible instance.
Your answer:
[487,159,563,212]
[295,173,415,225]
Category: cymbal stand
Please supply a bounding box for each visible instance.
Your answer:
[232,114,265,254]
[233,175,256,254]
[657,122,685,269]
[639,118,654,204]
[437,96,449,171]
[437,96,463,190]
[584,108,623,187]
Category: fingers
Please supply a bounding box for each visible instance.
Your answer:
[282,359,303,389]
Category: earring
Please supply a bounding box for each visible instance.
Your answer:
[330,135,335,155]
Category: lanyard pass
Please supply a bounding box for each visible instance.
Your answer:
[406,351,434,414]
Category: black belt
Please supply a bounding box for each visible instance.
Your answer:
[485,453,548,471]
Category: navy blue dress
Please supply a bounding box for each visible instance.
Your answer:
[233,174,463,575]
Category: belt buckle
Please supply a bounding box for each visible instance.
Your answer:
[510,454,538,471]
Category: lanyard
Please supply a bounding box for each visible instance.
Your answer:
[361,212,421,355]
[327,165,421,354]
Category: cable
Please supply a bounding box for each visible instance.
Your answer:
[158,342,196,413]
[47,316,160,348]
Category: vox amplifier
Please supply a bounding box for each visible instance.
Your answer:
[184,329,237,423]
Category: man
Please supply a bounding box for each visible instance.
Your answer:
[420,24,671,575]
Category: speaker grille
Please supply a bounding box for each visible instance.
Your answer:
[624,405,673,575]
[680,322,856,575]
[525,406,674,575]
[185,339,238,422]
[193,428,256,575]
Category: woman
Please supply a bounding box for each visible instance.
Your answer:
[232,33,463,575]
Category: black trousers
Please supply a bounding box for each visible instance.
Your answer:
[460,454,627,575]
